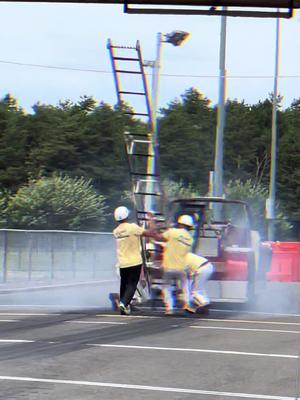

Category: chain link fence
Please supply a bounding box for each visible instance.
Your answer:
[0,229,116,283]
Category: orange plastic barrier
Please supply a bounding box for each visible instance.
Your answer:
[267,242,300,282]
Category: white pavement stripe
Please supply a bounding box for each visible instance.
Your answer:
[0,313,60,316]
[211,309,300,318]
[91,344,298,359]
[96,314,159,319]
[66,321,127,325]
[0,320,19,322]
[0,376,294,399]
[96,313,300,325]
[200,318,300,326]
[0,339,35,343]
[189,325,300,334]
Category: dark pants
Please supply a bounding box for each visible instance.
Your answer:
[120,264,142,307]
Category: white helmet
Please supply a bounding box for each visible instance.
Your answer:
[114,206,129,221]
[177,214,194,227]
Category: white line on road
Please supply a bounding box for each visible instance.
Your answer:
[200,318,300,326]
[66,320,127,325]
[0,320,19,322]
[189,325,300,334]
[0,375,293,399]
[96,314,160,319]
[0,339,35,343]
[0,313,61,316]
[96,313,300,325]
[211,309,300,318]
[90,344,298,359]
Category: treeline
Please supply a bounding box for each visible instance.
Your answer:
[0,89,299,236]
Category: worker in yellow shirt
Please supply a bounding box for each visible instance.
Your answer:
[113,206,153,315]
[152,215,194,315]
[184,252,214,314]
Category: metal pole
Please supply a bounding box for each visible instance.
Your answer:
[2,230,8,283]
[214,8,227,219]
[267,12,280,241]
[145,32,163,213]
[151,32,163,148]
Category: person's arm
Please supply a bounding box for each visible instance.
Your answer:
[142,212,168,241]
[143,229,167,242]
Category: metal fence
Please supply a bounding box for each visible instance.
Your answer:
[0,229,116,283]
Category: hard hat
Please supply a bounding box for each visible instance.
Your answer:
[114,206,129,221]
[177,214,194,227]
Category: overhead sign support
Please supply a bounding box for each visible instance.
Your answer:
[123,0,297,18]
[0,1,299,18]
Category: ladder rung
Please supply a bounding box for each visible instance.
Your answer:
[125,133,151,138]
[114,57,140,61]
[130,153,155,157]
[120,91,146,96]
[116,69,142,75]
[111,45,137,50]
[125,112,149,117]
[129,140,151,144]
[136,211,164,216]
[134,192,161,196]
[131,172,158,177]
[134,178,160,184]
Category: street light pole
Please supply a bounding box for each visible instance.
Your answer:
[151,32,163,147]
[267,11,280,240]
[146,31,189,212]
[148,30,190,174]
[214,8,227,204]
[151,31,190,146]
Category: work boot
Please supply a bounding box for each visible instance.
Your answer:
[119,302,130,316]
[184,304,197,314]
[196,304,210,315]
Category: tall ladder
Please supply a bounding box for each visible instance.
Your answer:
[107,39,165,301]
[107,38,164,226]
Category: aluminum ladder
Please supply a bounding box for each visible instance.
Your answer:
[107,39,165,304]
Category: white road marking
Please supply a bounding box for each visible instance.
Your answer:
[66,320,127,325]
[138,306,300,319]
[0,376,294,399]
[91,344,298,359]
[189,325,300,334]
[96,313,300,324]
[0,320,19,322]
[211,309,300,318]
[96,314,159,319]
[0,339,35,343]
[0,304,101,309]
[0,312,60,316]
[200,318,300,326]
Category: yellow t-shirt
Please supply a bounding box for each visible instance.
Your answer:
[185,252,209,273]
[162,228,193,271]
[113,222,144,268]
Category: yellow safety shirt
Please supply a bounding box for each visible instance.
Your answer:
[113,222,144,268]
[185,252,209,273]
[162,228,193,271]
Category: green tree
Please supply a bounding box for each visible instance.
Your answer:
[278,99,300,224]
[4,175,108,231]
[0,94,29,190]
[159,88,215,193]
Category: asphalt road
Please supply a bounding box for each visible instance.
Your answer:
[0,305,300,400]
